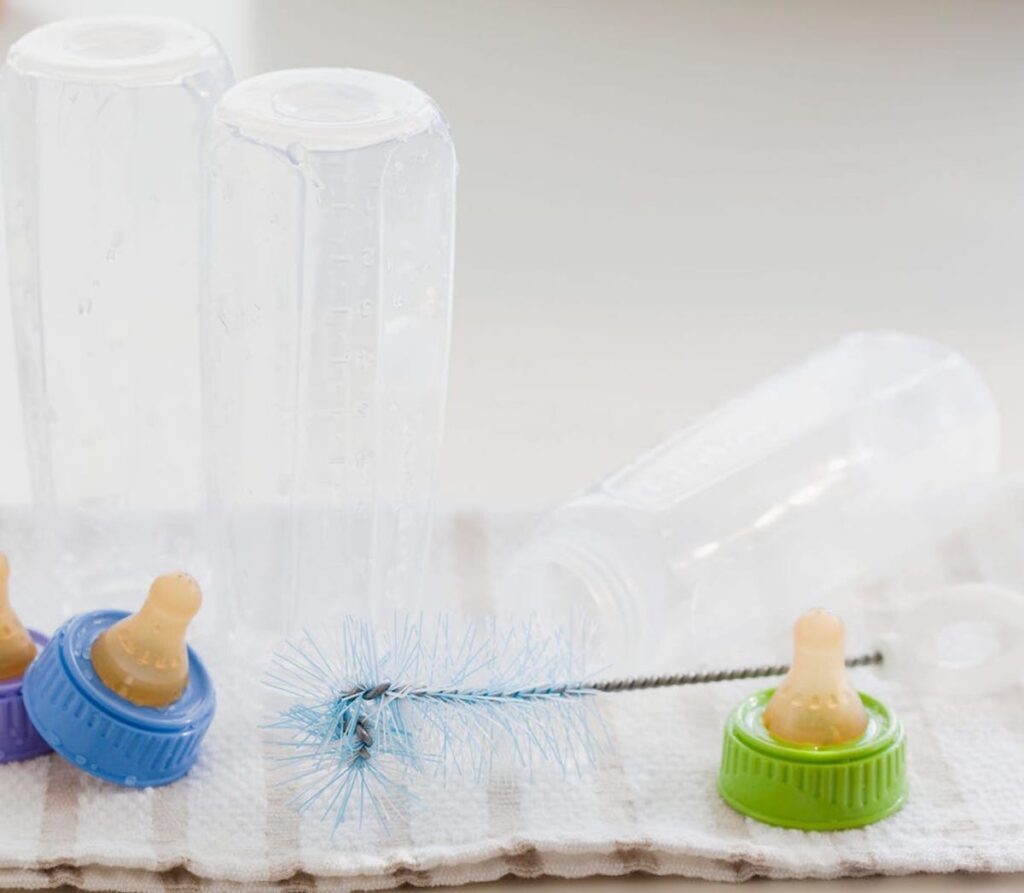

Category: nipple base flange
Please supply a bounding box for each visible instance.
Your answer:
[22,611,215,787]
[0,630,51,764]
[718,688,906,830]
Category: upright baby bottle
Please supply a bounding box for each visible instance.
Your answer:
[204,69,456,635]
[0,17,234,617]
[504,333,999,666]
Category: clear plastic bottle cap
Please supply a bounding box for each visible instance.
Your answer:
[879,583,1024,696]
[214,68,441,151]
[6,17,223,85]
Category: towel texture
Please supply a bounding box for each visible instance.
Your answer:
[1,507,1022,892]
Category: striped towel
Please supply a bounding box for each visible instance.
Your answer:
[1,509,1023,892]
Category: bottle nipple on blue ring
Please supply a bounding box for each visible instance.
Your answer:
[91,572,200,708]
[22,572,216,787]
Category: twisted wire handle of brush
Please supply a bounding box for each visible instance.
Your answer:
[592,650,883,693]
[378,651,886,698]
[334,651,886,704]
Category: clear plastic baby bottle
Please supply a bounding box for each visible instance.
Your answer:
[0,18,234,619]
[203,69,456,635]
[503,333,1000,668]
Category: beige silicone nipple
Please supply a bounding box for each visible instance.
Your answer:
[763,609,868,747]
[0,554,37,681]
[91,572,201,708]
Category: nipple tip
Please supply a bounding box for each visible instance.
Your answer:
[147,572,202,619]
[794,608,844,651]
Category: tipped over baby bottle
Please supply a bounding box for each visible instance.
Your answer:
[718,609,907,830]
[763,609,867,746]
[0,554,37,681]
[91,572,201,708]
[23,571,215,787]
[502,333,998,671]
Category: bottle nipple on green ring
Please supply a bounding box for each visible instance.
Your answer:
[763,609,868,747]
[718,609,907,830]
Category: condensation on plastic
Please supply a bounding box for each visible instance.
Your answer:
[204,69,456,636]
[0,18,234,622]
[502,333,1000,669]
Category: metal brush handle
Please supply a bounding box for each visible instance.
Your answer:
[592,651,883,693]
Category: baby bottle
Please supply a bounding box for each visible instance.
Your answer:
[503,333,999,667]
[203,69,456,635]
[0,17,234,619]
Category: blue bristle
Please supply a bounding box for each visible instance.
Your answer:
[264,614,607,829]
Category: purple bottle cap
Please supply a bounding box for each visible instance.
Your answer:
[0,630,52,764]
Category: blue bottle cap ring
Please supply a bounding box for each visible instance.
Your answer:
[23,610,215,786]
[0,630,52,764]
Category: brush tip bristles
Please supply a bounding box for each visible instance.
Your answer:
[264,613,607,830]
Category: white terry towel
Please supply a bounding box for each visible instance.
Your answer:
[0,507,1022,892]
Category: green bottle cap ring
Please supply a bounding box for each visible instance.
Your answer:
[718,688,907,830]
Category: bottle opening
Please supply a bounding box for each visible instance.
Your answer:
[216,69,440,152]
[503,537,643,665]
[273,82,400,127]
[65,25,167,61]
[7,17,221,84]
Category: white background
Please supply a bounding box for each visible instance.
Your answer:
[1,0,1022,514]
